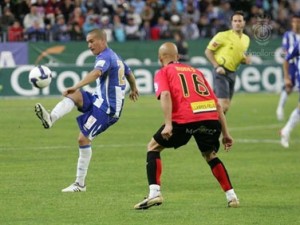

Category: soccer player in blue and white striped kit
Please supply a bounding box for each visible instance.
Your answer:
[35,29,139,192]
[280,36,300,148]
[276,15,300,121]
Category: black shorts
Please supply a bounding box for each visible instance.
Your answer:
[213,68,236,99]
[153,120,221,153]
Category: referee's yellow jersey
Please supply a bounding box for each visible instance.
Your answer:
[206,30,250,72]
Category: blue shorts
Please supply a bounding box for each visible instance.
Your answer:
[76,91,118,140]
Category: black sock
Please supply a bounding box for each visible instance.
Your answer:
[146,151,162,185]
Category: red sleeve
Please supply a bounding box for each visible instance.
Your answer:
[154,68,170,99]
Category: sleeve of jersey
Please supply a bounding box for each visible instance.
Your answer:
[154,69,170,99]
[285,44,299,61]
[123,61,131,76]
[95,55,110,73]
[282,32,288,51]
[206,32,222,51]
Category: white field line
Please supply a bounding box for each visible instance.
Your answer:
[0,124,298,151]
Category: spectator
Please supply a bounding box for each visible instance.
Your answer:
[197,14,211,38]
[131,0,145,15]
[169,14,182,37]
[99,15,114,42]
[155,16,172,39]
[181,18,199,40]
[167,0,184,15]
[44,0,61,26]
[174,31,189,62]
[80,0,95,15]
[113,14,126,42]
[8,20,24,41]
[1,0,17,16]
[82,14,99,36]
[70,22,84,41]
[127,5,142,26]
[140,20,151,40]
[35,0,46,17]
[124,16,141,40]
[182,2,200,24]
[51,14,71,42]
[115,4,127,24]
[23,4,46,41]
[0,7,15,33]
[140,3,154,26]
[15,0,31,23]
[60,0,75,24]
[68,7,85,29]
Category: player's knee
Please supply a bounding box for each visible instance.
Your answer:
[78,134,91,146]
[68,90,83,107]
[147,138,164,152]
[202,151,216,162]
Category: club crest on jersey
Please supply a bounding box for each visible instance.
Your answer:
[96,60,106,67]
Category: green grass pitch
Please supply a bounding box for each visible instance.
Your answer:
[1,93,300,225]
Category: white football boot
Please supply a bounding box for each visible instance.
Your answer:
[35,103,52,129]
[61,183,86,192]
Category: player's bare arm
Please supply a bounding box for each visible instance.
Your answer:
[160,91,173,140]
[282,60,293,93]
[63,69,101,96]
[217,102,233,151]
[126,72,139,102]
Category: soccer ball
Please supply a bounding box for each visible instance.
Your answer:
[29,65,52,88]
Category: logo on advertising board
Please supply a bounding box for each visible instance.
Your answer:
[0,43,28,67]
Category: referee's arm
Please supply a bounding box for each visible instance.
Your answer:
[205,48,219,69]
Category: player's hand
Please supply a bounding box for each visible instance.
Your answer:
[222,135,233,151]
[244,56,251,65]
[63,87,77,96]
[215,66,226,75]
[129,89,139,102]
[161,124,173,140]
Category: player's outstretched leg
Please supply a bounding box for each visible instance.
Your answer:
[35,103,52,129]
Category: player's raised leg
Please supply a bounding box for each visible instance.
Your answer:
[35,96,76,129]
[35,103,52,129]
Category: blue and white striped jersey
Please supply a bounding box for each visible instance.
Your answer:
[93,47,131,118]
[282,31,300,54]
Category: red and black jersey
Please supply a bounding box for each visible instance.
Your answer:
[154,62,219,124]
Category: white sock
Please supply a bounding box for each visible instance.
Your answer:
[225,189,237,201]
[75,145,92,186]
[149,184,161,198]
[50,97,75,124]
[282,108,300,136]
[277,90,288,109]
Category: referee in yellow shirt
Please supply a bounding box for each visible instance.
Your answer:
[205,11,250,114]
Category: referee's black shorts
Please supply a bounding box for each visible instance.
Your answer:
[153,120,221,153]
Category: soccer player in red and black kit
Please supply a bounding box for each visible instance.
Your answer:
[134,42,239,210]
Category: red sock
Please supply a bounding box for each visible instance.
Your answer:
[208,157,233,191]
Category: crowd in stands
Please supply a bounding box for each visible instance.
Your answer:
[0,0,299,42]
